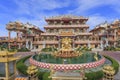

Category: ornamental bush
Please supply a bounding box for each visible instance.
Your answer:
[85,55,119,80]
[76,46,92,51]
[16,56,31,75]
[85,70,104,80]
[17,47,30,52]
[37,72,45,80]
[104,55,119,74]
[43,72,51,80]
[103,46,120,51]
[41,47,58,52]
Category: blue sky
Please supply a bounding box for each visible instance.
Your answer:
[0,0,120,36]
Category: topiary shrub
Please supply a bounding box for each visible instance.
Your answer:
[43,72,51,80]
[16,56,31,75]
[37,71,45,80]
[85,70,104,80]
[85,55,119,80]
[104,55,119,74]
[37,71,51,80]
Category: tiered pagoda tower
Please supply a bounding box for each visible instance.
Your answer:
[35,15,95,49]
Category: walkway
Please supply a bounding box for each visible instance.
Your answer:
[101,51,120,80]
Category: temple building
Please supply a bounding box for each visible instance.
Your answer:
[0,15,120,50]
[90,22,115,49]
[35,15,97,49]
[111,20,120,47]
[90,20,120,48]
[0,21,43,50]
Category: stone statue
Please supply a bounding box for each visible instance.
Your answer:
[94,52,98,61]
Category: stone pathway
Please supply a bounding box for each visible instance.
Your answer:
[101,51,120,80]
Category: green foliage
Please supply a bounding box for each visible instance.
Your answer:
[41,47,58,52]
[76,46,92,51]
[43,72,51,80]
[37,71,45,80]
[17,47,30,52]
[104,55,119,74]
[85,55,119,80]
[8,49,17,52]
[37,71,51,80]
[0,43,8,50]
[104,46,115,51]
[85,70,103,80]
[16,56,31,75]
[115,47,120,51]
[104,46,120,51]
[6,47,30,52]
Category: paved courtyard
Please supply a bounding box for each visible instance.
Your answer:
[0,51,120,79]
[16,51,120,80]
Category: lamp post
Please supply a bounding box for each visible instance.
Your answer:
[27,65,38,80]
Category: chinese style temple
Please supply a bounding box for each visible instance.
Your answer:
[36,15,95,49]
[0,15,120,50]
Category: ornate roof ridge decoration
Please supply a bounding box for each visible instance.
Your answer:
[112,19,120,24]
[45,15,88,20]
[6,21,43,32]
[90,22,109,32]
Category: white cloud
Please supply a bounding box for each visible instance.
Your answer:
[15,11,60,31]
[11,0,70,31]
[87,15,114,29]
[69,0,120,14]
[14,0,70,15]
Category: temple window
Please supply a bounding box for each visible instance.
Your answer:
[76,36,79,41]
[54,36,56,40]
[70,21,73,25]
[54,21,57,24]
[76,20,79,24]
[79,36,82,40]
[54,29,57,33]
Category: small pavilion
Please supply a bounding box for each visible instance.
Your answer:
[0,50,20,80]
